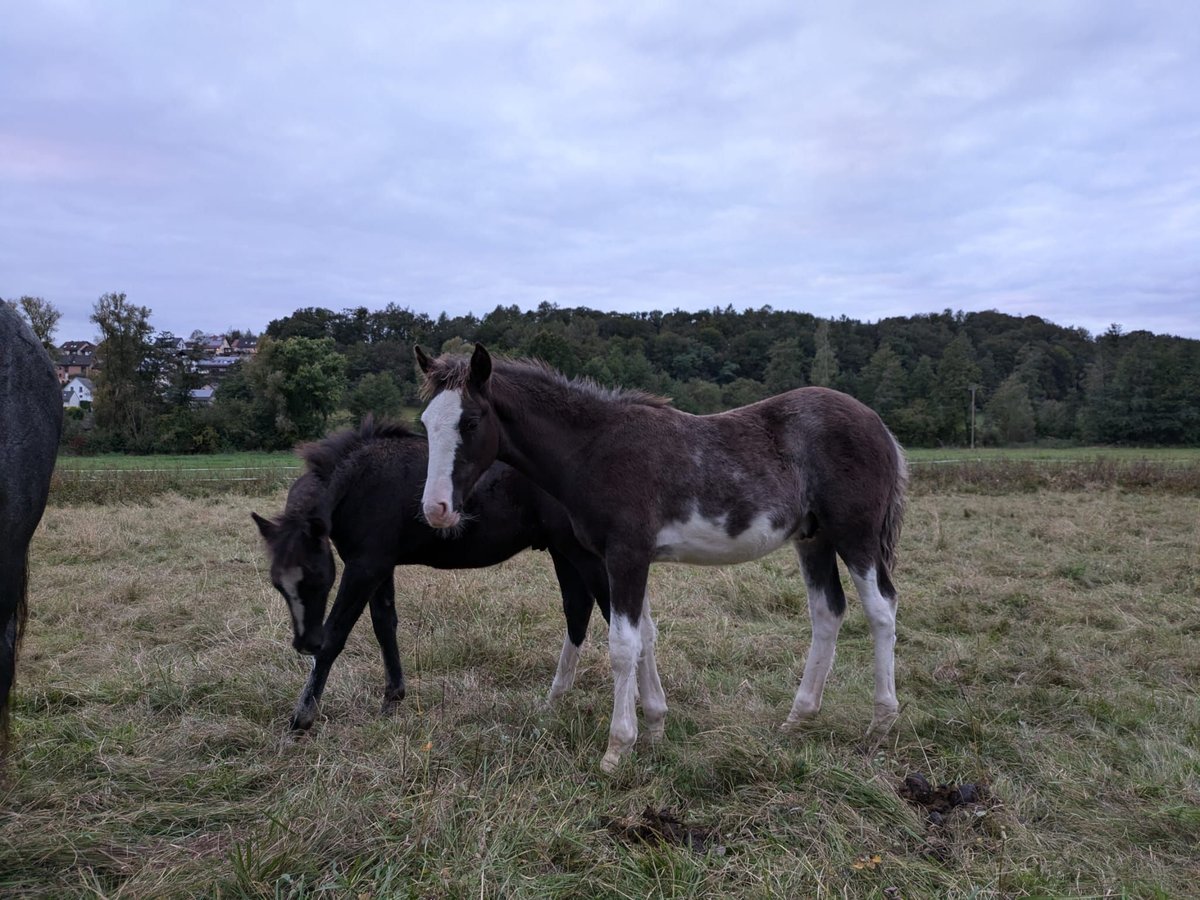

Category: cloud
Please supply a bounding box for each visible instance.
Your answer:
[2,1,1198,341]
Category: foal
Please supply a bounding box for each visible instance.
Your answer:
[252,417,611,730]
[416,345,907,772]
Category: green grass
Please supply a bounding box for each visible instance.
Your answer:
[55,451,300,471]
[906,446,1200,462]
[3,481,1198,896]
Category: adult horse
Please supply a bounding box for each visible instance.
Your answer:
[416,344,907,773]
[252,417,613,731]
[1,304,63,756]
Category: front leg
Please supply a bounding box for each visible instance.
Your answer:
[290,565,382,731]
[601,551,651,774]
[367,574,406,711]
[547,551,596,703]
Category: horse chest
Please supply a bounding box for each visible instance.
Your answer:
[653,511,789,566]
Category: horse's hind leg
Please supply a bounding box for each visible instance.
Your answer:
[636,591,668,743]
[782,538,846,730]
[367,574,406,711]
[848,565,899,740]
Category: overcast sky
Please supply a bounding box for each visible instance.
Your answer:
[3,1,1198,344]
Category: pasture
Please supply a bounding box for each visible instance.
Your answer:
[2,461,1198,897]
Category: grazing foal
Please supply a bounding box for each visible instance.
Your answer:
[252,418,611,731]
[416,345,907,772]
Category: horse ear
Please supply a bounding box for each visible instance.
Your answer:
[469,343,492,392]
[251,512,278,541]
[414,345,432,374]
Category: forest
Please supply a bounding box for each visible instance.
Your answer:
[33,294,1200,453]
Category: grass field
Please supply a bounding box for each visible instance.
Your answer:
[3,470,1199,896]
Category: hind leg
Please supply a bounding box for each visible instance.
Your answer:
[782,539,845,730]
[849,566,899,739]
[637,591,668,743]
[367,574,406,712]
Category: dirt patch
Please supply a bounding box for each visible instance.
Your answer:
[601,806,724,855]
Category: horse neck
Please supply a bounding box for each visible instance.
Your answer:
[490,373,613,499]
[283,471,335,527]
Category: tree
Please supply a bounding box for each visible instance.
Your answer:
[932,333,982,443]
[91,292,161,451]
[347,372,405,422]
[859,344,906,417]
[985,373,1036,444]
[810,319,840,387]
[6,296,61,352]
[763,339,807,394]
[247,336,346,446]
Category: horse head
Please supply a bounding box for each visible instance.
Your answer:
[415,343,500,530]
[251,511,335,655]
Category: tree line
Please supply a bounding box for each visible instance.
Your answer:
[8,294,1199,453]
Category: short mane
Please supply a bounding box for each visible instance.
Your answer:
[420,353,672,409]
[299,415,419,482]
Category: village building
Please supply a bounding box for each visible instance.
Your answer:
[62,375,95,408]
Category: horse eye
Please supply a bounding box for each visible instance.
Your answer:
[462,418,479,432]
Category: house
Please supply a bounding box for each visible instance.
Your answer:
[60,340,96,355]
[231,336,259,355]
[62,375,95,408]
[155,334,188,355]
[188,385,217,406]
[56,351,97,385]
[194,356,241,378]
[192,334,232,356]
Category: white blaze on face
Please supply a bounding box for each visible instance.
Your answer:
[278,566,305,638]
[420,389,463,529]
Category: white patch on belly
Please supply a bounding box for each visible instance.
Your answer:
[654,511,789,565]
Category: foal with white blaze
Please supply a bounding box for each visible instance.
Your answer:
[417,344,907,773]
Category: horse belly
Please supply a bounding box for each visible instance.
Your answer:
[654,513,789,566]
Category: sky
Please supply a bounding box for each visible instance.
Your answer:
[3,1,1198,344]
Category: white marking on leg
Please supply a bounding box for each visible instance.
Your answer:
[601,613,641,773]
[636,593,668,742]
[547,632,581,703]
[419,389,463,529]
[850,566,899,738]
[279,566,305,638]
[784,584,843,729]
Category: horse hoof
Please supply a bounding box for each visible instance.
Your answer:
[383,685,406,704]
[600,750,622,774]
[291,700,318,732]
[644,721,666,744]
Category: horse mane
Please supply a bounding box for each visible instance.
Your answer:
[420,353,672,409]
[298,414,420,482]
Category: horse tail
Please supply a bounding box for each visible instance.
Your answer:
[877,431,908,596]
[0,550,30,758]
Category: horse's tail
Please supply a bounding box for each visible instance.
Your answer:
[0,550,30,758]
[877,432,908,597]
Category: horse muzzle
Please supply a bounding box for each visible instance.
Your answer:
[422,500,461,530]
[293,629,324,656]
